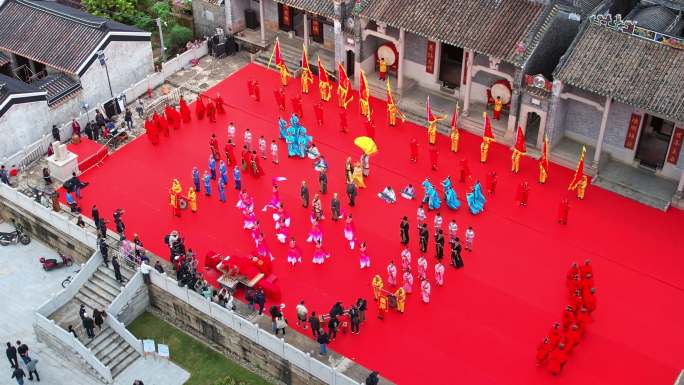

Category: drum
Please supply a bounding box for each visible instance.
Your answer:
[490,80,512,105]
[178,196,188,210]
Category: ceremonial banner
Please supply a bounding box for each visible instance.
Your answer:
[624,113,641,149]
[426,41,436,74]
[667,127,684,165]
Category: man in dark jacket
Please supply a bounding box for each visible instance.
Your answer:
[327,315,339,341]
[419,223,429,253]
[330,193,340,221]
[319,170,327,194]
[254,289,266,315]
[99,238,109,267]
[346,182,357,206]
[356,298,368,322]
[83,315,95,338]
[400,216,410,245]
[16,341,28,364]
[349,305,360,334]
[51,125,60,142]
[269,305,282,333]
[91,205,100,228]
[365,371,380,385]
[308,312,320,337]
[11,366,26,385]
[111,256,123,283]
[317,330,329,355]
[6,342,18,368]
[300,181,309,208]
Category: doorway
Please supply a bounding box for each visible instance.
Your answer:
[635,114,674,169]
[525,112,541,147]
[439,43,463,88]
[310,17,324,43]
[346,50,355,78]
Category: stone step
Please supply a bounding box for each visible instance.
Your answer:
[593,175,670,211]
[96,336,128,362]
[81,281,117,303]
[85,326,115,349]
[111,352,140,378]
[75,292,109,312]
[90,273,123,298]
[98,264,133,281]
[102,342,135,367]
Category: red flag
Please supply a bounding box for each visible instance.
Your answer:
[482,112,495,141]
[301,45,310,71]
[317,56,329,84]
[337,63,350,91]
[359,69,369,102]
[568,146,587,190]
[272,38,286,69]
[514,126,526,154]
[450,105,460,130]
[426,96,435,122]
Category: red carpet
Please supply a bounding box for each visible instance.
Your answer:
[67,138,107,171]
[71,64,684,385]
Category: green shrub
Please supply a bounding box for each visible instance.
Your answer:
[169,24,193,51]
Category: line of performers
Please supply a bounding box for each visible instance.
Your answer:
[536,260,597,376]
[421,176,486,215]
[145,93,226,145]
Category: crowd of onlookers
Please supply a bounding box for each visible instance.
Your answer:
[6,341,40,384]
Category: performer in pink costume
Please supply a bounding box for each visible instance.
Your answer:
[421,278,431,303]
[400,245,411,271]
[312,240,330,264]
[387,261,398,286]
[243,211,257,229]
[262,185,282,212]
[343,214,357,250]
[306,219,323,244]
[250,221,262,241]
[272,204,291,228]
[287,238,303,266]
[236,191,254,214]
[359,242,371,269]
[403,268,414,294]
[255,233,274,261]
[417,255,428,280]
[435,261,445,286]
[275,217,289,243]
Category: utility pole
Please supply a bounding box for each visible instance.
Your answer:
[156,18,166,62]
[97,51,114,98]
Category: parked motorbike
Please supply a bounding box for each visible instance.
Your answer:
[40,252,73,271]
[0,222,31,246]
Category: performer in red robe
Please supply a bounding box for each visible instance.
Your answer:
[459,158,471,183]
[567,274,581,296]
[486,171,497,195]
[224,141,236,166]
[291,95,303,118]
[250,150,263,178]
[429,147,439,171]
[583,287,597,314]
[179,96,191,123]
[516,181,529,207]
[575,307,591,336]
[167,106,181,130]
[564,324,581,352]
[536,337,553,366]
[561,305,575,330]
[557,198,569,225]
[409,138,418,162]
[247,80,255,99]
[195,96,206,120]
[144,119,159,145]
[209,134,221,161]
[365,119,376,139]
[546,344,568,375]
[569,289,583,312]
[548,323,562,347]
[567,262,579,281]
[215,93,225,113]
[165,105,176,129]
[274,88,286,111]
[253,81,261,102]
[158,114,170,137]
[339,108,348,133]
[314,103,324,128]
[207,100,217,123]
[240,145,251,171]
[579,259,593,278]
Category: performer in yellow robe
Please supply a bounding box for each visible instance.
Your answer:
[388,104,398,126]
[319,81,331,102]
[539,164,548,184]
[171,178,182,195]
[511,150,523,173]
[450,126,459,152]
[395,287,406,313]
[372,275,383,301]
[352,162,366,189]
[480,140,491,163]
[428,121,437,145]
[360,99,369,118]
[301,70,313,94]
[169,190,180,217]
[577,175,588,200]
[187,186,197,213]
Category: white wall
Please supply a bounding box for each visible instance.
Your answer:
[0,100,51,160]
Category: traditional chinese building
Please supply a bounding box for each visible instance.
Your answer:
[0,0,153,159]
[550,1,684,207]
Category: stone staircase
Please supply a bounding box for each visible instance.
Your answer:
[50,264,139,380]
[254,33,336,81]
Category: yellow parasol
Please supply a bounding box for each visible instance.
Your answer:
[354,136,378,155]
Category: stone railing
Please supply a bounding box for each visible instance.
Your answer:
[34,312,113,383]
[35,250,103,317]
[150,270,363,385]
[1,40,209,170]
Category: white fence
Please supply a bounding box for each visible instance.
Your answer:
[107,271,144,355]
[1,41,209,169]
[34,313,113,383]
[149,270,363,385]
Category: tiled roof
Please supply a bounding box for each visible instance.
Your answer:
[34,73,82,106]
[0,51,9,66]
[554,23,684,123]
[0,73,45,115]
[0,0,147,74]
[274,0,335,18]
[359,0,547,65]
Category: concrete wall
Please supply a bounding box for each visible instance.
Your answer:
[147,285,328,385]
[0,100,51,159]
[193,0,227,37]
[113,274,150,325]
[561,98,601,143]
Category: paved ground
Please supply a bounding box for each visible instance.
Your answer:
[0,221,188,385]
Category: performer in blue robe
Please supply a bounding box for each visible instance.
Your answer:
[421,179,441,210]
[284,125,298,157]
[466,181,486,215]
[278,118,288,140]
[296,126,313,158]
[442,176,461,210]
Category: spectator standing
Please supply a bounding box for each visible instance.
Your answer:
[124,108,133,129]
[274,314,288,336]
[67,325,78,338]
[93,309,105,330]
[269,305,282,333]
[111,256,123,283]
[51,125,60,142]
[308,312,320,337]
[349,305,360,335]
[317,330,329,355]
[25,357,39,381]
[16,341,28,364]
[295,301,308,329]
[154,261,164,274]
[255,289,266,315]
[135,99,144,118]
[11,366,25,385]
[327,315,339,341]
[83,315,95,338]
[356,298,368,322]
[0,165,10,185]
[6,342,18,368]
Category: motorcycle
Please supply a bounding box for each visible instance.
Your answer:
[0,222,31,246]
[40,252,73,271]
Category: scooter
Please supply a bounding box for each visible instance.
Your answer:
[40,252,73,271]
[0,222,31,246]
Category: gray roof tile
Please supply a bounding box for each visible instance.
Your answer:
[274,0,335,18]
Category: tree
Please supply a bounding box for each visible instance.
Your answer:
[168,24,193,51]
[82,0,139,24]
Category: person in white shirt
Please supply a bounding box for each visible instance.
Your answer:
[378,186,396,203]
[270,140,279,164]
[227,122,236,142]
[465,226,475,251]
[295,301,308,329]
[401,184,416,200]
[448,219,458,240]
[244,128,252,150]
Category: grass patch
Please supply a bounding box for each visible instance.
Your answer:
[128,312,271,385]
